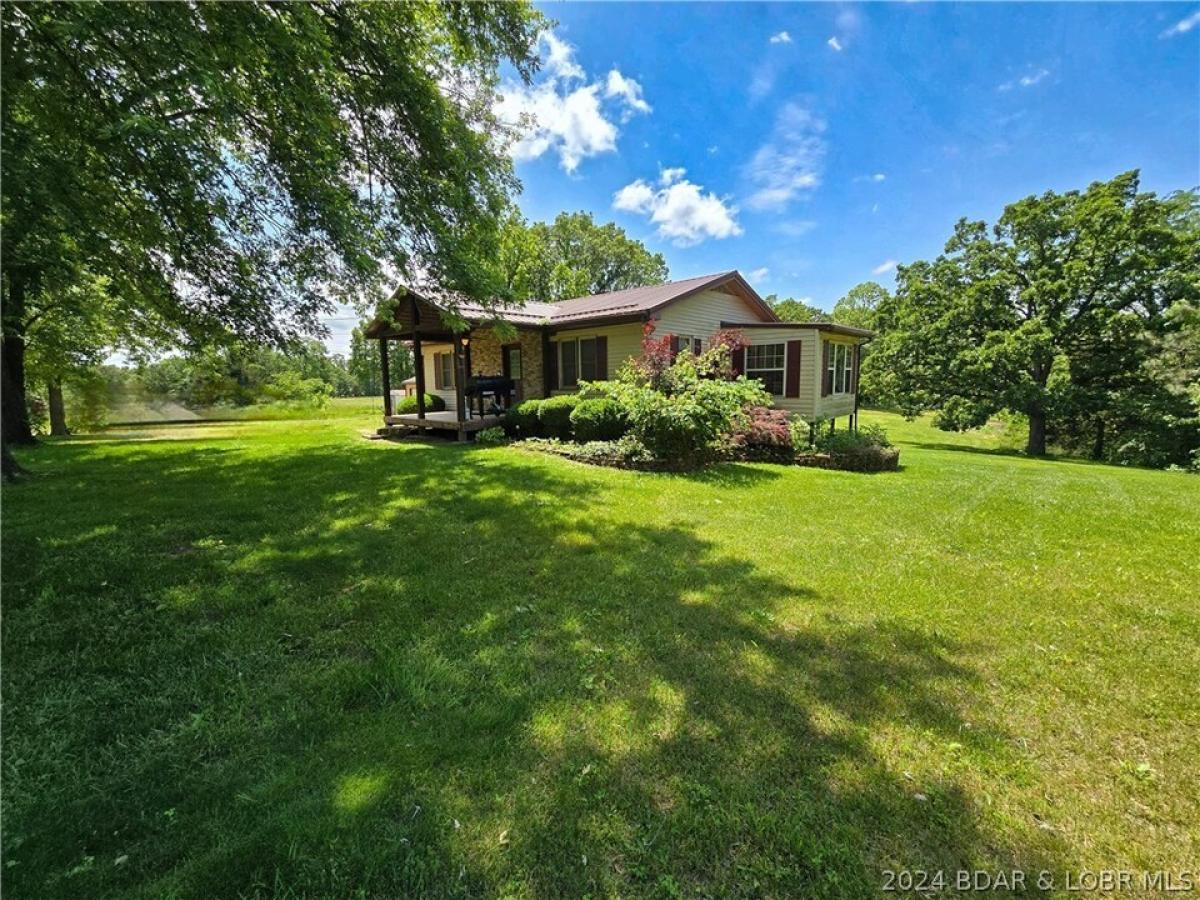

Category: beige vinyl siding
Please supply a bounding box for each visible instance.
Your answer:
[815,337,859,419]
[739,328,821,418]
[420,342,459,412]
[547,322,643,392]
[652,287,773,340]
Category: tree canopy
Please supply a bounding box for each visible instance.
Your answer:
[765,295,831,323]
[1,1,544,467]
[496,211,669,302]
[867,171,1200,461]
[831,282,890,332]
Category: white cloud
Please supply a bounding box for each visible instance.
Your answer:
[604,70,652,120]
[613,167,742,246]
[707,145,720,155]
[998,68,1050,92]
[827,36,844,51]
[540,31,584,80]
[748,267,770,282]
[854,172,886,183]
[744,103,827,211]
[1161,9,1200,37]
[769,31,793,44]
[872,259,899,275]
[496,30,650,172]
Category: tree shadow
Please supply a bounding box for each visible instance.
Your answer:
[3,434,1068,898]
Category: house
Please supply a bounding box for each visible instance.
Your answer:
[364,270,871,439]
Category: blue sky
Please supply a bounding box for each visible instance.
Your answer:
[325,2,1199,353]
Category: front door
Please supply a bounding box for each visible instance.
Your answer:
[502,344,523,402]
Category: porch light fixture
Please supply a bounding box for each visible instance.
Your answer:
[459,335,469,347]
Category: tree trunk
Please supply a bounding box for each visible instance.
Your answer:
[1,435,26,481]
[1,277,35,448]
[1091,418,1106,461]
[48,379,69,436]
[1026,406,1048,456]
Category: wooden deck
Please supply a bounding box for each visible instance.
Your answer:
[382,410,503,439]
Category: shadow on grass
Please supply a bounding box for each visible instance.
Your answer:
[3,435,1066,898]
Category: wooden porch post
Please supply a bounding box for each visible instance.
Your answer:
[541,329,554,399]
[379,338,392,418]
[452,336,467,425]
[411,296,426,420]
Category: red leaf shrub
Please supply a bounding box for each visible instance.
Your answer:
[633,321,676,389]
[729,406,794,462]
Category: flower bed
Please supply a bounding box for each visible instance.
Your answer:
[492,325,899,473]
[794,446,901,472]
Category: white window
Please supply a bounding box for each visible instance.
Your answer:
[434,352,454,390]
[746,343,786,395]
[827,343,853,394]
[675,334,703,354]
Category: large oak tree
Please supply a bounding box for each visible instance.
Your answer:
[1,1,543,472]
[868,172,1199,457]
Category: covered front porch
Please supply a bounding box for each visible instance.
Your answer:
[382,409,504,436]
[365,289,546,442]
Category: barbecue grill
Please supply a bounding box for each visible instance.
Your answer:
[465,375,515,418]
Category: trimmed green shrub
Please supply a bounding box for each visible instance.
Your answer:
[394,393,446,414]
[538,395,580,440]
[502,399,542,437]
[569,398,629,442]
[816,422,892,453]
[474,426,507,446]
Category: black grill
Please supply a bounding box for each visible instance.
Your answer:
[465,375,515,417]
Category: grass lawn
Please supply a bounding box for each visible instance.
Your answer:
[3,409,1197,897]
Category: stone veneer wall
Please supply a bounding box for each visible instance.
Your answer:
[468,327,545,401]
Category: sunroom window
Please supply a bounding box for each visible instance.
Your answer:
[746,343,786,395]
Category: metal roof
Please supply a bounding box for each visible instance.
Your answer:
[368,270,779,337]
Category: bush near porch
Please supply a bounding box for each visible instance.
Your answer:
[393,393,446,414]
[502,325,896,471]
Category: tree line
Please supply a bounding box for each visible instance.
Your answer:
[2,3,1195,472]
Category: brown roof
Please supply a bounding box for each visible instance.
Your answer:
[369,270,777,336]
[721,320,875,339]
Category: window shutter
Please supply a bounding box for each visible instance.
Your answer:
[821,340,831,397]
[546,341,558,391]
[731,346,745,376]
[595,335,608,380]
[669,335,680,359]
[785,339,802,398]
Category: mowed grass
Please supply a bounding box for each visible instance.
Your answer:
[3,409,1197,898]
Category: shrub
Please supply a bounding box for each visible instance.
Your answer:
[729,406,794,462]
[538,394,580,440]
[262,372,332,407]
[502,399,542,437]
[394,393,446,414]
[817,422,891,453]
[831,445,900,472]
[474,426,507,446]
[570,397,629,442]
[804,422,899,471]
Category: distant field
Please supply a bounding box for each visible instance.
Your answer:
[3,408,1197,897]
[103,395,382,426]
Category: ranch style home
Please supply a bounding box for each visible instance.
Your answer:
[364,270,871,440]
